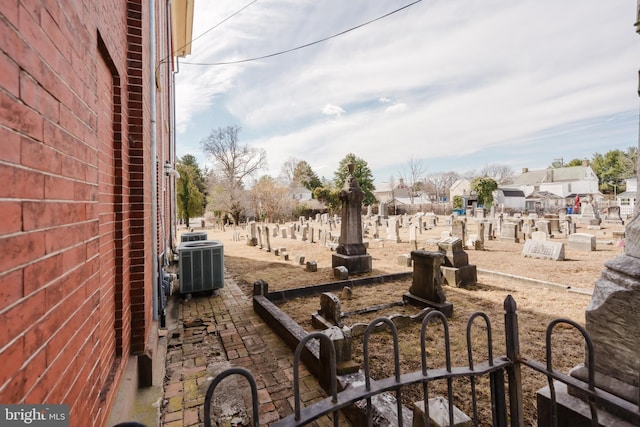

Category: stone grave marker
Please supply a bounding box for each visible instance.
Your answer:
[568,233,596,251]
[522,240,564,261]
[403,251,453,317]
[386,217,401,243]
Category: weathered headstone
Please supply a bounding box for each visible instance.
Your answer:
[386,217,401,243]
[604,205,624,225]
[333,266,349,280]
[247,221,258,246]
[499,221,519,243]
[522,240,565,261]
[578,196,601,226]
[568,233,596,251]
[451,219,467,246]
[409,224,418,250]
[312,292,343,328]
[305,260,317,272]
[403,251,453,317]
[538,209,640,426]
[437,237,477,287]
[531,230,548,241]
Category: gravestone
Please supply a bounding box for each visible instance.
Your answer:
[403,251,453,317]
[568,233,596,251]
[438,237,477,287]
[531,231,548,241]
[288,224,296,240]
[263,226,271,252]
[311,292,343,328]
[281,227,288,239]
[256,225,263,249]
[522,240,565,261]
[333,266,349,280]
[483,221,494,240]
[500,221,519,243]
[604,205,624,225]
[247,221,258,246]
[451,219,467,247]
[578,196,601,226]
[536,220,551,236]
[305,260,317,272]
[409,224,418,250]
[331,163,372,274]
[538,211,640,426]
[301,225,308,242]
[386,217,401,243]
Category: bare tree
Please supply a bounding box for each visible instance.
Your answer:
[278,156,299,186]
[399,157,427,204]
[201,125,266,223]
[249,175,295,222]
[426,171,460,202]
[479,163,515,185]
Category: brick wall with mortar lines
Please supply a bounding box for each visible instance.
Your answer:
[0,1,170,425]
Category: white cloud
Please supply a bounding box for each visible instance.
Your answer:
[175,0,638,179]
[385,103,407,113]
[322,104,346,116]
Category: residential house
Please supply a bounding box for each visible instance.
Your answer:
[617,177,637,217]
[492,188,526,212]
[511,163,601,211]
[0,1,193,425]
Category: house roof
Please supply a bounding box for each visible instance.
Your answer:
[617,191,637,198]
[525,191,563,200]
[499,188,525,197]
[512,166,594,186]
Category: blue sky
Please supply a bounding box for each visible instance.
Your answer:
[174,0,639,183]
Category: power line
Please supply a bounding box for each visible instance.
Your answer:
[181,0,423,67]
[161,0,260,65]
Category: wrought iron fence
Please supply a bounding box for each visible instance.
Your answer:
[204,295,640,426]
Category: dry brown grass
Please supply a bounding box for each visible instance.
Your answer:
[190,217,624,426]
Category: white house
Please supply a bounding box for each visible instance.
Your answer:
[511,164,601,206]
[617,177,637,217]
[449,178,471,200]
[492,188,526,211]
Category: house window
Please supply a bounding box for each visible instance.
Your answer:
[534,185,540,191]
[621,198,630,206]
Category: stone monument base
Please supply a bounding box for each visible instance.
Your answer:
[332,253,372,275]
[441,265,477,287]
[537,382,637,427]
[402,292,453,318]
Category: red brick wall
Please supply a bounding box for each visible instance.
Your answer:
[0,1,170,425]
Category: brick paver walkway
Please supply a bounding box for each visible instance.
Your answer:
[161,273,338,426]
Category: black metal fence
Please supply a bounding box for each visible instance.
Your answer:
[204,295,640,426]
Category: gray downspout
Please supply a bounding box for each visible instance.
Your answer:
[150,0,159,320]
[167,0,176,255]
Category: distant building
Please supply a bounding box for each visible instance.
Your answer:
[511,163,602,210]
[492,188,526,211]
[617,177,637,217]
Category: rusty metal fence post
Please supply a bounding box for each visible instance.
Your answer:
[503,295,524,427]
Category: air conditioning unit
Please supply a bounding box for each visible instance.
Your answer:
[180,231,208,242]
[179,240,224,294]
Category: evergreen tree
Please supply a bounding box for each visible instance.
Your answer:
[176,156,205,227]
[333,153,377,206]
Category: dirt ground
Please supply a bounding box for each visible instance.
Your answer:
[193,216,626,426]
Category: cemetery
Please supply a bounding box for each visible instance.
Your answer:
[194,191,637,425]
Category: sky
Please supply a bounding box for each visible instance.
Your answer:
[174,0,639,185]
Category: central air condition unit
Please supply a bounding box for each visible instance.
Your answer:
[179,240,224,294]
[181,231,208,242]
